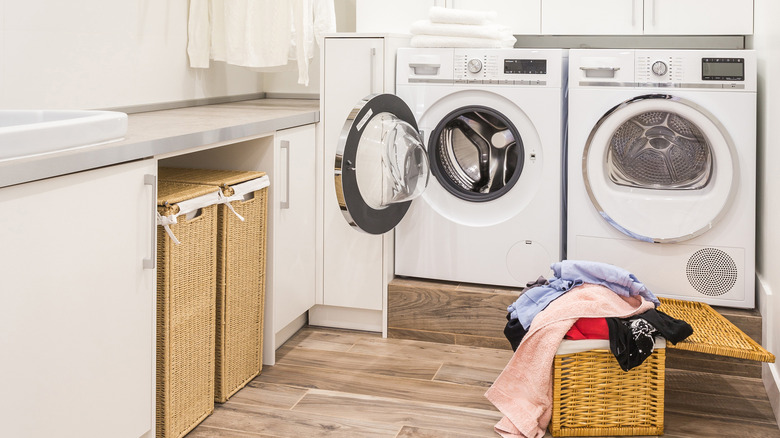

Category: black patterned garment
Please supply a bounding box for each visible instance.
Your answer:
[607,309,693,371]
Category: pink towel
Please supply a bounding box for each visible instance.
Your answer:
[484,284,656,438]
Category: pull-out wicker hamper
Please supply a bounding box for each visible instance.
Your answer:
[549,297,775,437]
[159,167,269,403]
[156,181,221,438]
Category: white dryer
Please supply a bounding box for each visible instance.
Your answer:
[333,48,567,287]
[567,49,756,308]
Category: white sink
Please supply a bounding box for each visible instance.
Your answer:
[0,110,128,160]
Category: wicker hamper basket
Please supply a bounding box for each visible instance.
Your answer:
[156,181,221,438]
[159,167,269,403]
[549,297,775,437]
[550,345,666,437]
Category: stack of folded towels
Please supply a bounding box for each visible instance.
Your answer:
[410,6,516,48]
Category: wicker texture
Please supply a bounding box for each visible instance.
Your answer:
[160,168,268,402]
[659,297,775,362]
[156,182,218,438]
[551,348,666,437]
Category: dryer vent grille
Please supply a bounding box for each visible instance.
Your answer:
[685,248,738,297]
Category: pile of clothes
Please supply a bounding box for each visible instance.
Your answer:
[485,260,693,438]
[410,6,516,48]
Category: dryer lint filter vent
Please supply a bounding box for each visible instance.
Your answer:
[685,248,738,297]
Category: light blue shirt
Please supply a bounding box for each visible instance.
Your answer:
[507,260,660,330]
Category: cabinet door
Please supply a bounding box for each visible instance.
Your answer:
[542,0,643,35]
[356,0,444,33]
[0,159,156,438]
[273,125,317,330]
[322,37,385,311]
[448,0,541,34]
[644,0,753,35]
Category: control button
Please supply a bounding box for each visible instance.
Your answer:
[652,61,668,76]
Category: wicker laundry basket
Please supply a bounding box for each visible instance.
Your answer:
[159,167,269,403]
[156,181,221,438]
[551,343,666,437]
[549,297,775,437]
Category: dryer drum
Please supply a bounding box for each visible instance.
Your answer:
[607,110,713,190]
[430,106,524,202]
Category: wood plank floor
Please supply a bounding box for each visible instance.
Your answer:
[188,326,779,438]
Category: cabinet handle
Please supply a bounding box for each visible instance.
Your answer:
[280,140,291,209]
[369,47,377,94]
[143,174,157,270]
[631,0,636,27]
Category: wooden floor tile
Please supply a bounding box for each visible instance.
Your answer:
[395,425,497,438]
[276,346,443,380]
[433,362,503,387]
[256,363,496,411]
[293,389,501,437]
[225,381,306,410]
[199,401,399,437]
[348,335,513,371]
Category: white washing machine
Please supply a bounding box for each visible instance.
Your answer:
[567,49,756,308]
[333,48,567,287]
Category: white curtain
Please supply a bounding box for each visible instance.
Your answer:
[187,0,336,86]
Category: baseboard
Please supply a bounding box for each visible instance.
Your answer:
[763,364,780,429]
[757,273,779,427]
[308,305,382,332]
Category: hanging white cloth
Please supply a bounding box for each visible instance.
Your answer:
[187,0,336,86]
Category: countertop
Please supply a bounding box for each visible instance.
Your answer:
[0,98,320,188]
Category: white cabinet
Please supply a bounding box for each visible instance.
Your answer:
[542,0,753,35]
[0,159,157,438]
[447,0,541,34]
[264,125,317,362]
[643,0,753,35]
[542,0,643,35]
[356,0,444,34]
[355,0,538,35]
[317,35,408,332]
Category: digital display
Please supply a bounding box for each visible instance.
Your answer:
[504,59,547,75]
[702,58,744,81]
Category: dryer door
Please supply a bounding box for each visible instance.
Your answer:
[583,94,738,243]
[335,93,430,234]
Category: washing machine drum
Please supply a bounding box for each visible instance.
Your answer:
[429,106,524,202]
[584,94,738,243]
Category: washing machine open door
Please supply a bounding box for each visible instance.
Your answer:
[583,94,738,243]
[335,93,430,234]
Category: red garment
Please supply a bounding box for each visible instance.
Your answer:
[564,318,609,340]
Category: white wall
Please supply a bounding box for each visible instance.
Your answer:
[261,0,355,96]
[0,0,263,110]
[751,0,780,423]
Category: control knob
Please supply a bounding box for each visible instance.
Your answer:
[652,60,668,76]
[467,58,483,74]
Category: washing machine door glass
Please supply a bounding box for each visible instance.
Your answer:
[335,94,430,234]
[584,94,738,243]
[427,105,524,202]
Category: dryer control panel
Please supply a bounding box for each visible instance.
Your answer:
[569,49,756,92]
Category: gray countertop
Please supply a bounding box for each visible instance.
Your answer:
[0,98,320,188]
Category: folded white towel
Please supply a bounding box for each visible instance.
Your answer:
[411,34,516,49]
[429,6,497,25]
[410,19,512,41]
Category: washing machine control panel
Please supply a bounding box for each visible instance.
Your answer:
[454,52,549,85]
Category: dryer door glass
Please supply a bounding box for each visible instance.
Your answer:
[583,94,738,243]
[427,106,524,202]
[335,94,429,235]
